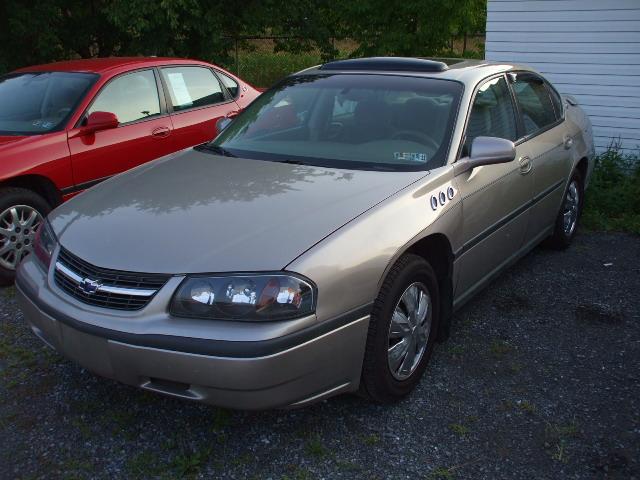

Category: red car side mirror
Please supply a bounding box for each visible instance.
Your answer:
[83,111,119,134]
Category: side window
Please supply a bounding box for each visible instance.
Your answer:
[464,76,518,154]
[217,71,239,98]
[512,74,557,136]
[87,70,160,124]
[546,82,563,120]
[161,67,224,112]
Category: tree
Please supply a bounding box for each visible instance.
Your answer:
[0,0,487,73]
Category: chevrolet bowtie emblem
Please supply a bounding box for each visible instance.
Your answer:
[78,278,102,295]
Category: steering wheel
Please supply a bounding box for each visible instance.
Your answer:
[391,130,439,151]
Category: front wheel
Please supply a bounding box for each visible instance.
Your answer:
[545,170,584,250]
[0,187,51,285]
[360,254,440,403]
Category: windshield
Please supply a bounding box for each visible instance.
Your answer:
[210,74,463,171]
[0,72,97,135]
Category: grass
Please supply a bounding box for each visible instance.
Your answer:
[544,420,580,463]
[449,423,470,437]
[582,143,640,234]
[230,51,323,88]
[1,285,15,298]
[305,435,329,458]
[360,433,381,446]
[489,339,512,359]
[171,447,212,478]
[427,466,455,479]
[516,400,537,414]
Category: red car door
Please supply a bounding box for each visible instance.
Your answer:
[159,65,239,150]
[68,68,174,187]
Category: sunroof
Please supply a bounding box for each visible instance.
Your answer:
[320,57,449,73]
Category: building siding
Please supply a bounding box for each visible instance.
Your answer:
[485,0,640,154]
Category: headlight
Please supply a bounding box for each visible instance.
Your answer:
[170,274,315,321]
[33,220,57,269]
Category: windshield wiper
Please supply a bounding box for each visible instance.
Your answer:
[273,159,306,165]
[199,144,236,157]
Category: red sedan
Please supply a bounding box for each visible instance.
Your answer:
[0,57,261,283]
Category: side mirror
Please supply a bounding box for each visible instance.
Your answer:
[83,111,119,134]
[454,136,516,176]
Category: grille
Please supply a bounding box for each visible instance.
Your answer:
[54,247,170,311]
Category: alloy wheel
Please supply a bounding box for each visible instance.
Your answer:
[0,205,43,270]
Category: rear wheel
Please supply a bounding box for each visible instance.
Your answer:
[0,188,51,285]
[360,254,440,403]
[545,170,583,250]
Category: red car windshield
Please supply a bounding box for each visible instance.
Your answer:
[0,71,97,135]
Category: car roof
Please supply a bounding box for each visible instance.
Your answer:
[12,57,215,75]
[294,57,536,85]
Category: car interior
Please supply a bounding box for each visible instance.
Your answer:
[234,85,457,168]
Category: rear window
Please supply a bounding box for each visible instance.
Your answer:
[217,71,240,98]
[512,73,557,136]
[161,67,225,112]
[0,72,97,135]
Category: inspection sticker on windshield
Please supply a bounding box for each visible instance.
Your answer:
[394,152,428,163]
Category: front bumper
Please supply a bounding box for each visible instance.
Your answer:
[16,256,370,409]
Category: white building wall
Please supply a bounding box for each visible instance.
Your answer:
[485,0,640,154]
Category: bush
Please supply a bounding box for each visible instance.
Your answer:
[582,143,640,234]
[226,51,323,88]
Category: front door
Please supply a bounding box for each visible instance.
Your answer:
[68,69,174,187]
[454,75,533,304]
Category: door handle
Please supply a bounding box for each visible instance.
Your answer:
[518,156,532,175]
[563,135,574,150]
[152,126,171,138]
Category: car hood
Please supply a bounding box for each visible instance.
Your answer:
[50,149,426,274]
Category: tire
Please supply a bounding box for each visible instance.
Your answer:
[360,254,440,403]
[544,170,584,250]
[0,187,51,285]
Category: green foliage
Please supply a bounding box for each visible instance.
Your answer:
[0,0,487,74]
[582,145,640,234]
[339,0,486,57]
[230,51,323,88]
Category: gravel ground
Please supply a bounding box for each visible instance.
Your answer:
[1,231,639,480]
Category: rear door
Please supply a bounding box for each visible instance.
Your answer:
[68,68,174,186]
[159,66,240,150]
[509,72,571,242]
[454,74,534,302]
